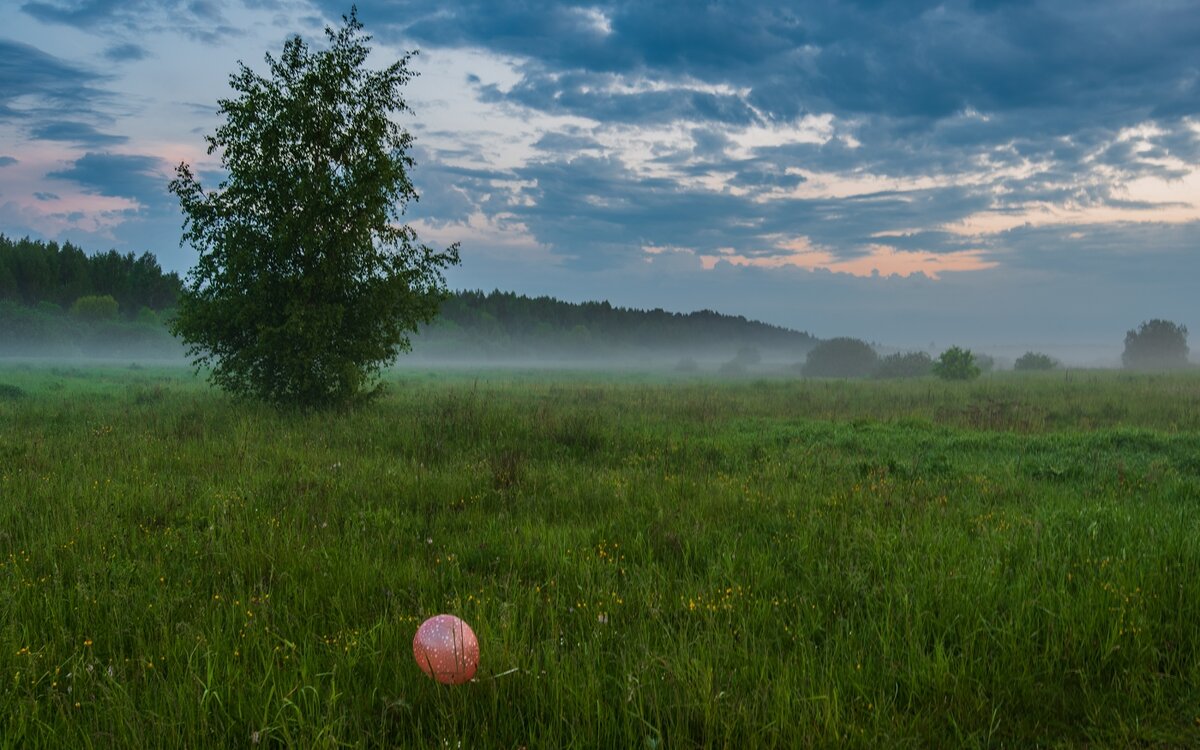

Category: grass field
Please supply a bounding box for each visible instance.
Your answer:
[1,364,1198,747]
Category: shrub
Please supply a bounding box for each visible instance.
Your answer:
[1014,351,1057,371]
[70,294,119,321]
[874,351,933,379]
[802,337,879,378]
[933,346,981,381]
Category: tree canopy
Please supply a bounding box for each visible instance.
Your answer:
[801,337,879,378]
[169,9,459,406]
[933,346,981,381]
[0,233,181,314]
[1122,319,1189,370]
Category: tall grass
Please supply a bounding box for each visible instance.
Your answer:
[0,364,1198,747]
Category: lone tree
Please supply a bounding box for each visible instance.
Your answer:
[932,346,981,381]
[169,8,459,406]
[1122,319,1189,370]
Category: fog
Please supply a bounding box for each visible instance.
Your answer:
[0,333,1169,374]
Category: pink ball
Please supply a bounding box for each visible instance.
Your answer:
[413,614,479,685]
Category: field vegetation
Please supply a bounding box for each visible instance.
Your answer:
[1,365,1199,747]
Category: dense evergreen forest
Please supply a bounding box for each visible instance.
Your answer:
[0,234,818,363]
[0,234,183,314]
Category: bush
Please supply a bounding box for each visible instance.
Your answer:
[70,294,119,321]
[136,306,160,326]
[802,337,879,378]
[874,351,933,379]
[933,346,981,381]
[1014,351,1057,371]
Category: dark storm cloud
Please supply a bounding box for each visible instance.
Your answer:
[30,121,128,147]
[47,152,171,209]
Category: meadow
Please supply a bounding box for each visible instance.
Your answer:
[1,363,1198,748]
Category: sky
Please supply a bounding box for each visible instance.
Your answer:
[1,0,1198,362]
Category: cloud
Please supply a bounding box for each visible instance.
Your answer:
[21,0,241,42]
[0,156,17,167]
[327,1,1200,127]
[30,121,128,147]
[33,191,59,200]
[102,42,148,62]
[46,152,172,210]
[0,38,109,120]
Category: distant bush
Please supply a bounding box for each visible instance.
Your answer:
[974,352,997,373]
[70,294,119,321]
[933,346,981,381]
[1123,319,1189,370]
[802,337,879,378]
[135,306,160,326]
[874,351,933,379]
[1014,351,1057,371]
[0,383,25,401]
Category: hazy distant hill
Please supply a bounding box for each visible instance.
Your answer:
[412,289,817,363]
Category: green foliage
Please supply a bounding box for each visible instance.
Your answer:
[1,366,1200,746]
[874,350,933,379]
[0,233,182,313]
[2,297,183,360]
[70,294,119,321]
[1123,319,1189,370]
[1015,351,1058,371]
[419,290,817,361]
[169,10,459,407]
[135,306,160,326]
[933,345,982,380]
[801,336,879,378]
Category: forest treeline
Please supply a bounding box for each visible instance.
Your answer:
[416,290,817,361]
[0,234,184,358]
[1,234,183,314]
[0,234,818,362]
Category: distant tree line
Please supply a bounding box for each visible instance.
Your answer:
[0,237,819,362]
[0,234,185,358]
[0,234,183,315]
[415,289,818,361]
